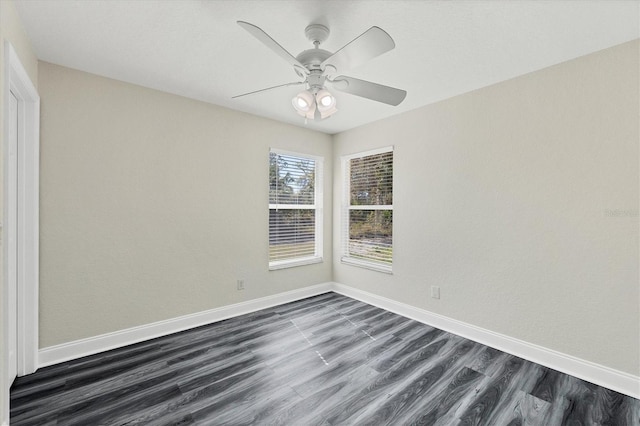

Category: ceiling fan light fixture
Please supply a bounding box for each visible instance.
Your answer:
[317,91,334,107]
[302,107,316,119]
[292,91,313,111]
[316,89,337,119]
[292,90,316,119]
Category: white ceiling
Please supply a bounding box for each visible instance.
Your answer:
[15,0,640,134]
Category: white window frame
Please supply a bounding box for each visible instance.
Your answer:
[269,148,323,270]
[341,146,393,274]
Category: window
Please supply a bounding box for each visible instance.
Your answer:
[269,149,323,269]
[342,147,393,273]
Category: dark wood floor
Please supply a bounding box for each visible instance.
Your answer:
[10,292,640,425]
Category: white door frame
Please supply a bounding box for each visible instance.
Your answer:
[2,42,39,382]
[7,88,18,387]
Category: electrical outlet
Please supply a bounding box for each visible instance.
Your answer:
[431,285,440,299]
[237,279,245,291]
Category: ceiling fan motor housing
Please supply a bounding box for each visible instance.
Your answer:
[296,48,332,71]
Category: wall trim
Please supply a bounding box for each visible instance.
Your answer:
[38,283,332,368]
[332,282,640,400]
[38,281,639,400]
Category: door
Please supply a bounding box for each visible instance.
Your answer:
[7,90,19,385]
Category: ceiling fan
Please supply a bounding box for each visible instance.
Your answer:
[233,21,407,120]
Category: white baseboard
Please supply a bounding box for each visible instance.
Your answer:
[37,281,639,400]
[38,283,333,368]
[332,282,640,400]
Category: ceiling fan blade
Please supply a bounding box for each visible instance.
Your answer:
[321,27,395,74]
[232,81,305,99]
[329,76,406,106]
[237,21,307,72]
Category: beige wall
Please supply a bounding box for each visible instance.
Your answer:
[38,61,333,348]
[0,0,39,422]
[333,40,639,375]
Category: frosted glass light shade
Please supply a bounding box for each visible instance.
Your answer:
[316,89,337,119]
[292,90,316,119]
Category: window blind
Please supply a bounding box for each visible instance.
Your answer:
[269,150,322,268]
[343,148,393,268]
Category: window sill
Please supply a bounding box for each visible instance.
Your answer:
[269,256,323,271]
[341,257,393,274]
